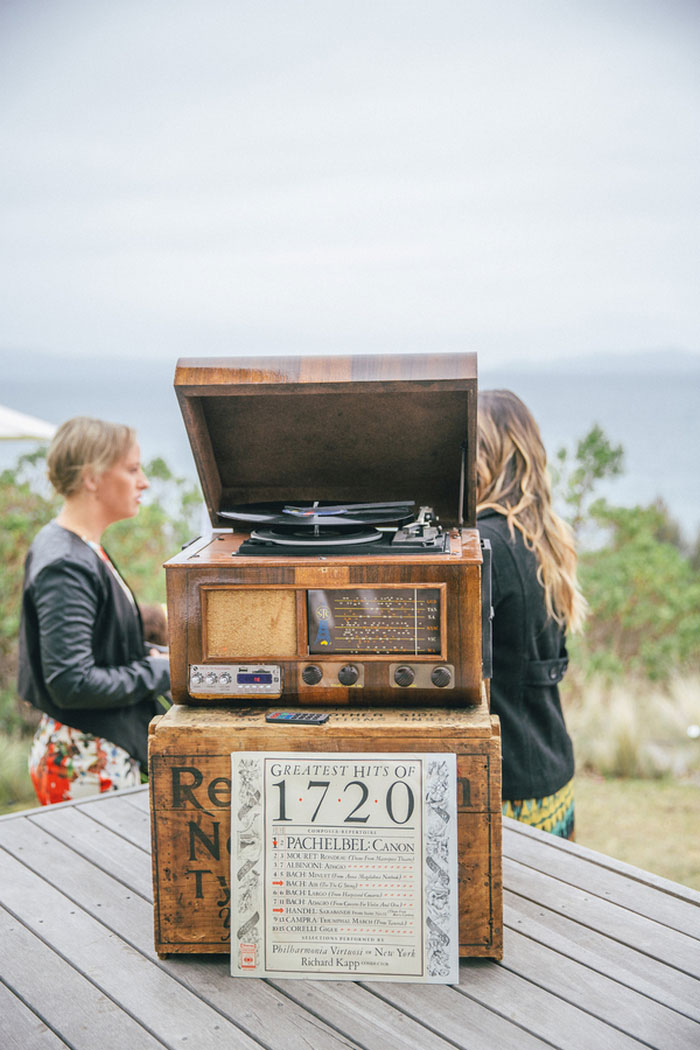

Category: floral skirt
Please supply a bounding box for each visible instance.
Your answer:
[502,778,575,840]
[29,714,141,806]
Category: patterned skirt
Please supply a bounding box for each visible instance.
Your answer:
[28,714,141,806]
[502,778,575,840]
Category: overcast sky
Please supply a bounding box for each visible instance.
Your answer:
[1,0,699,367]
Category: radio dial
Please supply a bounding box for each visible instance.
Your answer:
[394,665,415,687]
[191,671,204,685]
[219,672,232,685]
[302,665,323,686]
[337,664,360,686]
[431,665,452,688]
[205,672,218,686]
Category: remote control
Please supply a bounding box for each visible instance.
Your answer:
[265,710,329,724]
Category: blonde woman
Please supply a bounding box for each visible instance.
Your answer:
[477,390,585,839]
[18,417,170,804]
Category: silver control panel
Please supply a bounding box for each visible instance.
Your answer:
[189,664,282,698]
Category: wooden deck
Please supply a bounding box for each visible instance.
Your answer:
[1,785,698,1050]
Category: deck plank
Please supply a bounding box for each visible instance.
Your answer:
[159,956,365,1050]
[357,981,557,1050]
[0,979,71,1050]
[504,821,700,936]
[28,805,153,898]
[0,849,265,1050]
[74,794,152,851]
[504,892,700,1022]
[504,819,700,906]
[0,906,168,1050]
[456,960,647,1050]
[2,813,478,1050]
[498,925,700,1049]
[123,788,150,812]
[267,979,472,1050]
[504,857,700,977]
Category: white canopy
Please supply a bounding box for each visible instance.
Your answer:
[0,405,57,441]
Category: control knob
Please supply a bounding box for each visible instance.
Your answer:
[431,665,452,688]
[219,672,232,685]
[337,664,360,686]
[205,672,218,686]
[302,665,323,686]
[394,665,415,687]
[191,671,204,686]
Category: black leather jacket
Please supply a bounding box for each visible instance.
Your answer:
[478,509,574,801]
[18,522,170,766]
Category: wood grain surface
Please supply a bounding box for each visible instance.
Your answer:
[2,786,699,1050]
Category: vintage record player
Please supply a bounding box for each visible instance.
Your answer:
[165,352,488,706]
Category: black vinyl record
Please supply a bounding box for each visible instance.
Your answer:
[220,500,415,527]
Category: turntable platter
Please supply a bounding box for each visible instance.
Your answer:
[250,525,383,547]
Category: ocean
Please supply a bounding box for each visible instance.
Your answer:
[482,368,700,539]
[2,354,699,540]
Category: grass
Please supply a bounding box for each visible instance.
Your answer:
[575,773,700,890]
[562,672,700,779]
[560,673,700,889]
[0,732,36,814]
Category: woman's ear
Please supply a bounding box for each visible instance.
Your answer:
[82,467,99,493]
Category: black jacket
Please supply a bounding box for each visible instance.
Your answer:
[18,522,170,766]
[478,509,574,800]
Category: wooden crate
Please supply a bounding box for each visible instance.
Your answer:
[149,702,503,959]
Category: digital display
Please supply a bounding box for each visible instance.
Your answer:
[307,588,441,655]
[237,672,274,684]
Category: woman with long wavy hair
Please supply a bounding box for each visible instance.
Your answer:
[477,390,585,839]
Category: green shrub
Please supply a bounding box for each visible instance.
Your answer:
[554,428,700,682]
[0,450,58,676]
[572,500,700,680]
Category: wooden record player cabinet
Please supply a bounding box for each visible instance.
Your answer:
[165,352,485,708]
[151,352,503,960]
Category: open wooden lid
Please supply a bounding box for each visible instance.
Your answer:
[174,353,478,528]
